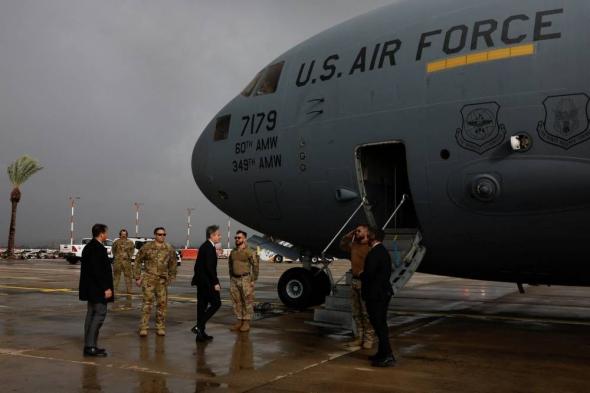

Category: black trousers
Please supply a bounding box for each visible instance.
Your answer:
[84,302,107,348]
[366,298,392,357]
[196,284,221,331]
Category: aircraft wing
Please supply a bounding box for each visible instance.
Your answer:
[248,235,300,261]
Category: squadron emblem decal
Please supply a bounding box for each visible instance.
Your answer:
[537,94,590,149]
[456,102,506,154]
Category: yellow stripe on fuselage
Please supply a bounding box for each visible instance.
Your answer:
[427,43,535,73]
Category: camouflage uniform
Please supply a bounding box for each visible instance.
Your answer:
[133,241,177,332]
[340,234,376,346]
[112,238,135,294]
[351,276,375,344]
[228,246,259,321]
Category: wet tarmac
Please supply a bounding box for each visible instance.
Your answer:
[1,259,590,392]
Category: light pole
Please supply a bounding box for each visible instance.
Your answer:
[68,196,80,246]
[186,208,195,249]
[133,202,144,237]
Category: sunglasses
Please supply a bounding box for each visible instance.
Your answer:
[156,233,166,236]
[234,236,244,240]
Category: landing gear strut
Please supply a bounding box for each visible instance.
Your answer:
[278,199,368,309]
[277,264,331,309]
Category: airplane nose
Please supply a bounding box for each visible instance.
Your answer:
[192,125,213,198]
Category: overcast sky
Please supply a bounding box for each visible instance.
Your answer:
[0,0,393,248]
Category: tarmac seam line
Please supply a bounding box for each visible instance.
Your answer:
[242,349,356,393]
[0,347,170,376]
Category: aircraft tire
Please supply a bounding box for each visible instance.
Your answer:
[274,254,284,263]
[310,267,331,305]
[278,267,313,309]
[66,256,79,265]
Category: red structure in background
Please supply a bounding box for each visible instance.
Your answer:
[181,248,198,260]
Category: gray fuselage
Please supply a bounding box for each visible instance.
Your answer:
[193,0,590,286]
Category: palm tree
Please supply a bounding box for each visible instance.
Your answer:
[5,155,43,258]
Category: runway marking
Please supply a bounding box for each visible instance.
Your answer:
[0,269,284,281]
[0,284,284,308]
[0,284,73,293]
[0,276,48,280]
[0,267,81,274]
[0,284,207,302]
[0,347,169,376]
[245,349,356,392]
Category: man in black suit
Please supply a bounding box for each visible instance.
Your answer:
[79,223,114,357]
[191,225,222,342]
[361,227,395,367]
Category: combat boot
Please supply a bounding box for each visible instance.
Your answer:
[362,339,374,350]
[344,338,362,348]
[239,321,250,332]
[138,329,148,337]
[230,321,243,331]
[156,329,166,336]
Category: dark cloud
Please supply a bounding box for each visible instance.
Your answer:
[0,0,394,247]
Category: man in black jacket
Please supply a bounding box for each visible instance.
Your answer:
[79,223,114,357]
[361,227,395,367]
[191,225,222,342]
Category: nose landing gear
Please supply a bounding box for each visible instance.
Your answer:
[277,265,331,309]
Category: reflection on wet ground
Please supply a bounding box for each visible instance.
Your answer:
[1,259,590,392]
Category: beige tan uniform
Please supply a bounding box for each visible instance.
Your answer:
[340,234,375,344]
[228,246,259,321]
[112,238,135,294]
[133,241,177,331]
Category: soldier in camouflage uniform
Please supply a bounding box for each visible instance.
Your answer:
[112,229,135,295]
[134,227,177,337]
[340,225,376,350]
[228,230,259,332]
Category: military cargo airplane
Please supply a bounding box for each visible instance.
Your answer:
[192,0,590,308]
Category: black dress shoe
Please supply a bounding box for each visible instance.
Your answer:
[194,326,213,341]
[368,353,383,361]
[83,347,108,357]
[371,355,396,367]
[195,335,207,343]
[95,347,106,354]
[194,327,208,342]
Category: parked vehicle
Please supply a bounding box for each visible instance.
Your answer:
[60,238,113,264]
[115,237,182,266]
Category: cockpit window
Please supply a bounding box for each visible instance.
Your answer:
[241,70,263,97]
[213,115,231,141]
[254,61,284,96]
[241,61,285,98]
